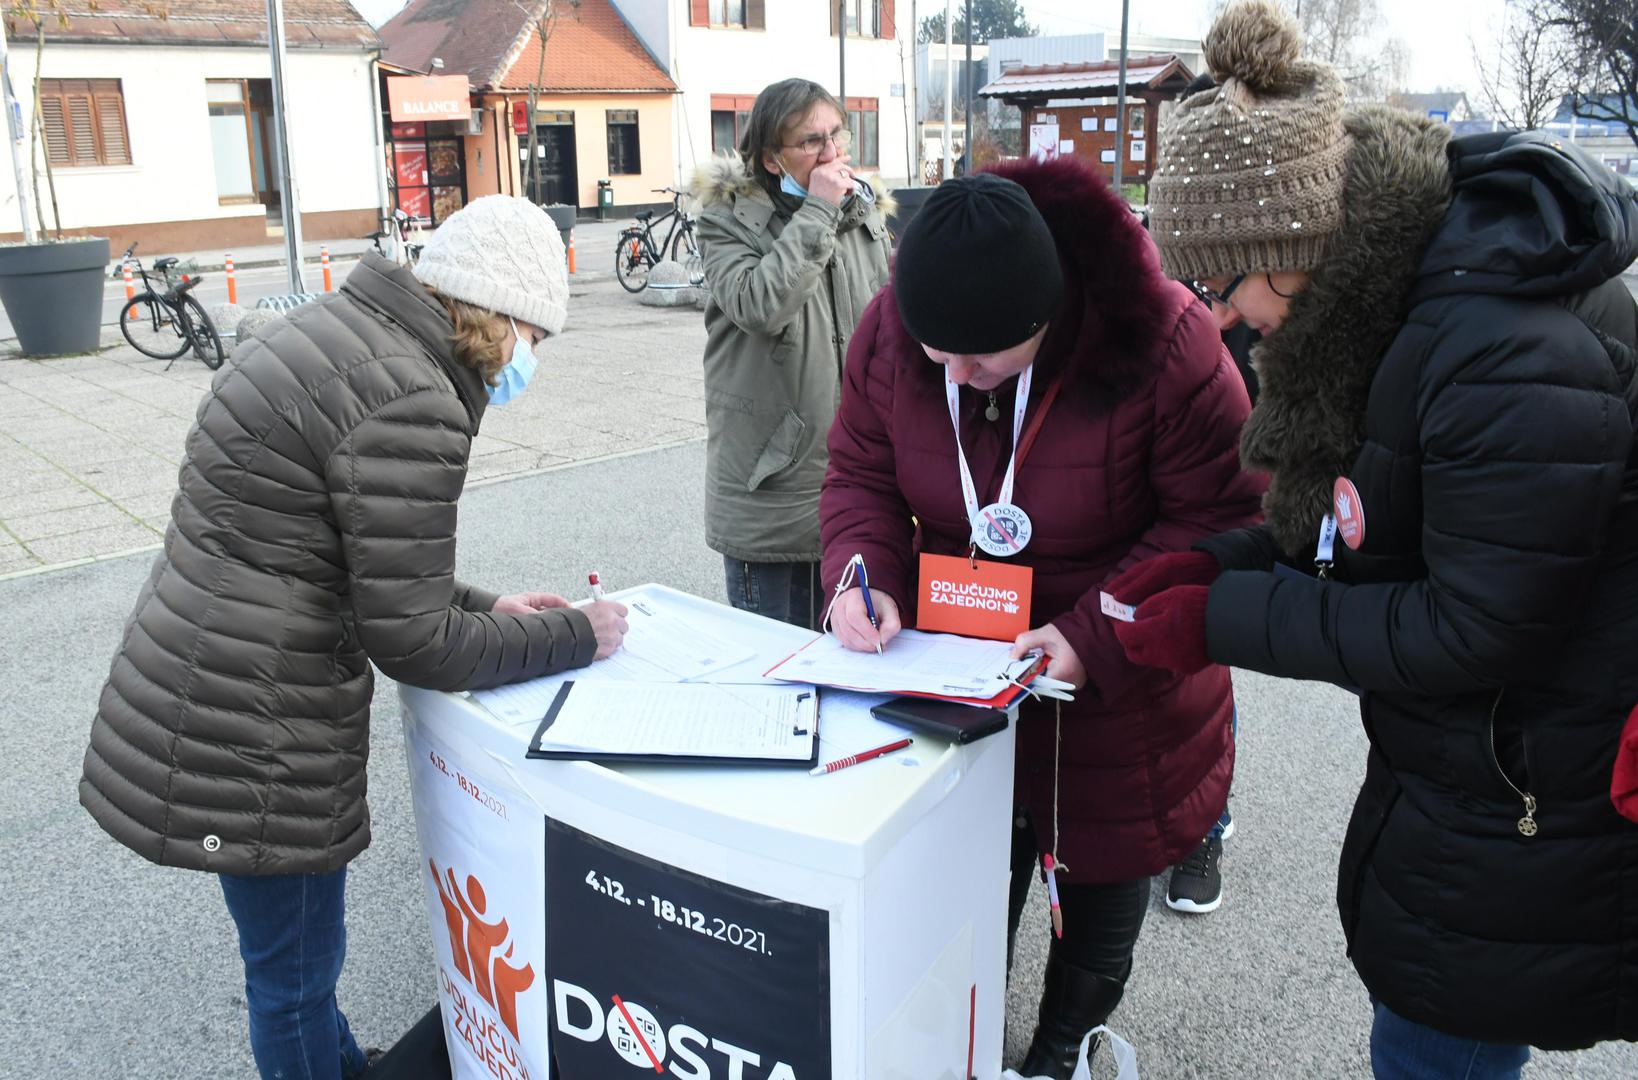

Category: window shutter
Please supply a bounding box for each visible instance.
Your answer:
[39,94,70,167]
[689,0,708,26]
[94,89,130,165]
[746,0,764,29]
[66,93,98,166]
[879,0,894,39]
[829,0,838,36]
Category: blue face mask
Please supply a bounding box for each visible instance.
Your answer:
[779,170,808,199]
[487,318,539,406]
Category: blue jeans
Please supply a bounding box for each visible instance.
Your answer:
[1370,1000,1529,1080]
[219,866,369,1080]
[723,557,821,631]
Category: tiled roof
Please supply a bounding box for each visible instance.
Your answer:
[13,0,378,49]
[979,55,1191,99]
[381,0,674,93]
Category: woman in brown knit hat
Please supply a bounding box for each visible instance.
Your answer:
[1114,1,1638,1077]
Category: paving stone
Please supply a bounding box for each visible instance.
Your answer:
[24,520,161,565]
[6,502,132,542]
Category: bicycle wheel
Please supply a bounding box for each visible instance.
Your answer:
[671,228,705,287]
[119,292,191,359]
[178,294,226,369]
[615,232,652,293]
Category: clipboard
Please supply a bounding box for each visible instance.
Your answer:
[525,681,822,768]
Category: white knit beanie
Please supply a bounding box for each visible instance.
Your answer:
[412,195,568,335]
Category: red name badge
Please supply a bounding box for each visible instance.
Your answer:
[1334,477,1365,550]
[916,552,1033,642]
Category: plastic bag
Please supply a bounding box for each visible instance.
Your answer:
[1001,1025,1139,1080]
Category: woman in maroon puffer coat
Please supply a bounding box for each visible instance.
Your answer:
[819,157,1264,1076]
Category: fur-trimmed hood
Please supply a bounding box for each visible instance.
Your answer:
[690,151,897,220]
[1240,106,1453,556]
[876,154,1189,404]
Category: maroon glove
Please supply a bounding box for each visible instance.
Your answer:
[1113,585,1211,676]
[1104,551,1220,607]
[1613,702,1638,825]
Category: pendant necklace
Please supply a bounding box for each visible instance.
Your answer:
[985,391,1000,422]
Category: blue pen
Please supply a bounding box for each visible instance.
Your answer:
[855,554,883,654]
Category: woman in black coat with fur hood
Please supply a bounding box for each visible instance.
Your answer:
[1115,3,1638,1077]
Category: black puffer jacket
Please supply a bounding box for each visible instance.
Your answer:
[81,255,597,876]
[1203,114,1638,1048]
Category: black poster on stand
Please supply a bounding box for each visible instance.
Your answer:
[543,817,831,1080]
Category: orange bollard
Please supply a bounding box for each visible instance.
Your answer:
[122,261,134,302]
[566,229,576,274]
[321,245,333,292]
[224,253,237,305]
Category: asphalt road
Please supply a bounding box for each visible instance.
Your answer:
[2,442,1634,1078]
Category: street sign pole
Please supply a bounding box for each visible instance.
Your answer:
[963,0,972,174]
[941,0,953,183]
[266,0,306,294]
[0,21,37,244]
[1112,0,1130,195]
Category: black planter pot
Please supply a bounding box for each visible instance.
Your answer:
[541,204,577,258]
[0,236,110,356]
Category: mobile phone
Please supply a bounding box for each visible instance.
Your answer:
[869,696,1010,744]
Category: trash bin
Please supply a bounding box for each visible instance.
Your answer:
[597,179,614,221]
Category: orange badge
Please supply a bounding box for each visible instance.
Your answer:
[916,552,1033,642]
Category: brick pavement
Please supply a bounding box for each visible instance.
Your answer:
[0,274,706,578]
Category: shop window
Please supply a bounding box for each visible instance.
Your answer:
[711,0,744,24]
[847,100,879,169]
[690,0,764,27]
[607,110,641,175]
[383,116,467,227]
[41,79,130,167]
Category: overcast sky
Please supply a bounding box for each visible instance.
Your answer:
[353,0,1510,100]
[1025,0,1508,97]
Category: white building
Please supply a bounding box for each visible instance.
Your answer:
[612,1,917,187]
[0,0,383,253]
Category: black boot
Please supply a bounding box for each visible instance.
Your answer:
[1017,945,1127,1080]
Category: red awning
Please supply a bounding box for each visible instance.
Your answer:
[388,75,471,122]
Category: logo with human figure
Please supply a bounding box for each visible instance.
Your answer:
[430,859,536,1041]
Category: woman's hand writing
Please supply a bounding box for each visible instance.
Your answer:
[831,587,901,653]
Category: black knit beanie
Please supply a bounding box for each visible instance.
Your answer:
[894,174,1064,354]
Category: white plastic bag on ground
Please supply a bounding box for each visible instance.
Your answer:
[1001,1025,1139,1080]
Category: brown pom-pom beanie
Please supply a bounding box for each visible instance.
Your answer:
[1149,0,1351,282]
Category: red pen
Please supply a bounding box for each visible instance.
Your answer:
[587,571,604,601]
[810,737,912,776]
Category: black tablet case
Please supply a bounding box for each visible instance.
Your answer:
[869,696,1010,744]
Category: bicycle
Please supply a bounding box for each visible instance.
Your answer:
[117,244,226,370]
[614,187,705,293]
[364,208,424,266]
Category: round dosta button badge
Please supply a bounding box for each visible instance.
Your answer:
[1333,477,1365,550]
[972,502,1032,556]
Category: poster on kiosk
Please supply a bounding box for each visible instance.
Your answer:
[409,724,549,1080]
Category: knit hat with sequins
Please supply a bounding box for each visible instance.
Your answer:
[1148,0,1351,282]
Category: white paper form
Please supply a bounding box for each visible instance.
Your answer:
[531,682,818,761]
[596,591,755,681]
[471,591,758,725]
[766,629,1029,696]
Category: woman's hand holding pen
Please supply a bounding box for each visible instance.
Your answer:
[584,601,630,660]
[833,588,901,653]
[1010,622,1087,690]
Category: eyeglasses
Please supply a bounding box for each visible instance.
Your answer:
[783,128,853,156]
[1189,274,1245,307]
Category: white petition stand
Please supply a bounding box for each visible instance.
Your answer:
[399,585,1015,1080]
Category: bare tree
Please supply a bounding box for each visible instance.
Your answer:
[1472,0,1577,130]
[1546,0,1638,148]
[512,0,581,204]
[1287,0,1403,100]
